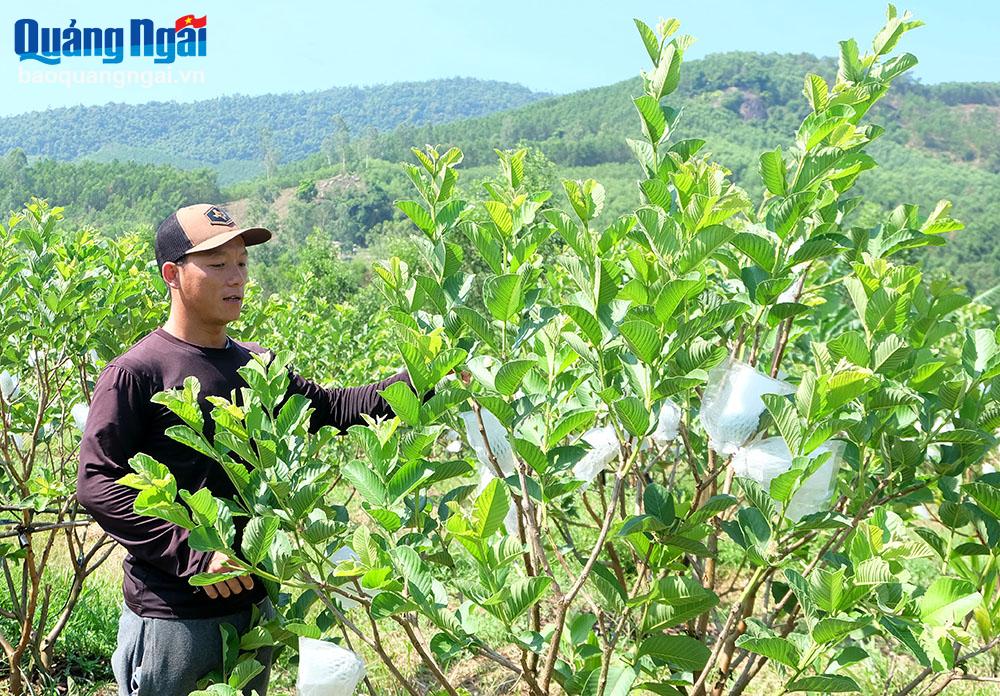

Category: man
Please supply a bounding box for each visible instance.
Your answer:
[77,203,425,696]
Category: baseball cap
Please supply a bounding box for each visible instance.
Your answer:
[155,204,272,269]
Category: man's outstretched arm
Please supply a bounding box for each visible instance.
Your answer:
[287,367,435,433]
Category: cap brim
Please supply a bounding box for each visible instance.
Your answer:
[183,227,272,257]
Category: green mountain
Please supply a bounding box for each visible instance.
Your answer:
[0,78,548,181]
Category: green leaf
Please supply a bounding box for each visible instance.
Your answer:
[242,515,279,566]
[342,460,386,506]
[829,331,870,368]
[563,179,606,224]
[581,666,637,696]
[353,525,378,567]
[228,658,264,690]
[918,577,982,627]
[784,569,817,619]
[786,675,860,693]
[653,278,701,323]
[619,514,666,536]
[473,478,510,539]
[547,408,597,449]
[379,381,421,426]
[872,334,909,373]
[646,576,719,629]
[634,18,660,64]
[639,634,710,671]
[761,394,804,455]
[735,635,801,669]
[732,233,777,272]
[134,488,193,530]
[454,306,500,351]
[189,570,244,586]
[495,359,536,397]
[641,179,672,212]
[963,329,998,377]
[644,483,675,526]
[687,495,738,525]
[737,478,777,524]
[634,95,668,144]
[501,576,552,623]
[964,482,1000,519]
[789,238,839,267]
[804,73,829,112]
[483,200,513,237]
[854,557,892,586]
[620,319,662,364]
[647,42,682,100]
[164,425,219,462]
[483,274,525,322]
[614,397,651,437]
[563,305,604,347]
[769,469,802,505]
[275,394,312,437]
[397,200,434,234]
[151,376,204,431]
[387,459,432,502]
[759,148,787,196]
[812,617,867,645]
[180,488,218,526]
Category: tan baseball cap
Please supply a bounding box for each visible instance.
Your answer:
[155,204,272,268]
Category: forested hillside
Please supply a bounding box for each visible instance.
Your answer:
[0,78,546,180]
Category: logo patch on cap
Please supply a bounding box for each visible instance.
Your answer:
[204,206,236,227]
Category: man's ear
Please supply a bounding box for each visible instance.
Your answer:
[162,261,182,290]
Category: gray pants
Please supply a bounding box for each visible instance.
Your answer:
[111,599,275,696]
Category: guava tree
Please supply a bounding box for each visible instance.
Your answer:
[129,7,999,695]
[0,201,162,694]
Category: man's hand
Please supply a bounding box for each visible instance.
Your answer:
[202,551,254,599]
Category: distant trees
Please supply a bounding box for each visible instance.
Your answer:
[0,78,545,167]
[0,155,221,232]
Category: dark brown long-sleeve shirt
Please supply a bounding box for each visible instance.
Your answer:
[77,328,419,619]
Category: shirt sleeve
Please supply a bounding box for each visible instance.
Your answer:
[287,367,435,433]
[76,365,212,580]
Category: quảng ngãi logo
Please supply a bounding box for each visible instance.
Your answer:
[13,14,207,65]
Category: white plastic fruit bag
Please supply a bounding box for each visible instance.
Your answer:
[784,440,844,521]
[730,437,844,521]
[296,636,366,696]
[461,409,520,535]
[572,425,619,484]
[460,409,515,476]
[700,357,794,455]
[443,428,463,453]
[650,399,681,445]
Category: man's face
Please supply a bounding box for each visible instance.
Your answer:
[169,236,248,326]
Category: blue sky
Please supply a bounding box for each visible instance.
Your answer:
[3,1,998,116]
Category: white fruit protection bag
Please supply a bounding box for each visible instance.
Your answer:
[296,636,366,696]
[700,357,795,455]
[730,437,845,521]
[572,425,619,484]
[650,399,682,445]
[460,408,520,535]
